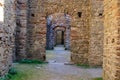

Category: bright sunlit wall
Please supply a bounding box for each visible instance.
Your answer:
[0,0,4,22]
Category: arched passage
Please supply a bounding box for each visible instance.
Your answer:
[54,26,66,46]
[46,13,71,50]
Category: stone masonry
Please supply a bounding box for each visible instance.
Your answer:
[70,0,90,64]
[26,0,91,62]
[104,0,120,80]
[89,0,104,66]
[26,0,46,60]
[0,0,16,76]
[15,0,27,61]
[0,0,120,80]
[1,0,103,66]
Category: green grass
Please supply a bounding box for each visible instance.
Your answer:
[9,64,46,80]
[0,67,18,80]
[1,64,40,80]
[76,64,101,69]
[76,64,90,68]
[0,77,6,80]
[92,77,103,80]
[18,59,48,64]
[10,68,31,80]
[0,60,48,80]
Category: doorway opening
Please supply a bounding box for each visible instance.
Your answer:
[46,13,71,63]
[55,30,65,46]
[46,13,71,50]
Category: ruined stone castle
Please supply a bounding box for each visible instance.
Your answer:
[0,0,120,80]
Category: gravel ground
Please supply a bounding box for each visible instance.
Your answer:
[45,45,103,80]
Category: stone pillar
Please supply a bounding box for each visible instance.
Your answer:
[49,26,54,50]
[65,25,70,50]
[70,0,90,64]
[46,23,51,49]
[16,0,27,60]
[89,0,104,66]
[27,0,46,61]
[104,0,120,80]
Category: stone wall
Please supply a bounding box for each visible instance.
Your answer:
[89,0,104,66]
[0,0,103,67]
[44,0,90,64]
[15,0,27,60]
[0,0,16,76]
[26,0,104,66]
[26,0,46,60]
[104,0,120,80]
[26,0,91,64]
[70,0,90,64]
[1,0,120,79]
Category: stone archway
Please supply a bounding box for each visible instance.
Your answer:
[46,13,71,50]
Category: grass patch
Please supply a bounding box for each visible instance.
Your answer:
[76,64,101,68]
[92,77,103,80]
[9,69,30,80]
[10,64,45,80]
[0,64,42,80]
[18,59,48,64]
[0,67,17,80]
[0,59,47,80]
[76,64,90,68]
[9,67,17,75]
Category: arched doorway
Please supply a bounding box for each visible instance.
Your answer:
[46,13,71,50]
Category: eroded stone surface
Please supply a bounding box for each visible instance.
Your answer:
[15,0,27,60]
[103,0,120,80]
[89,0,104,66]
[0,0,16,76]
